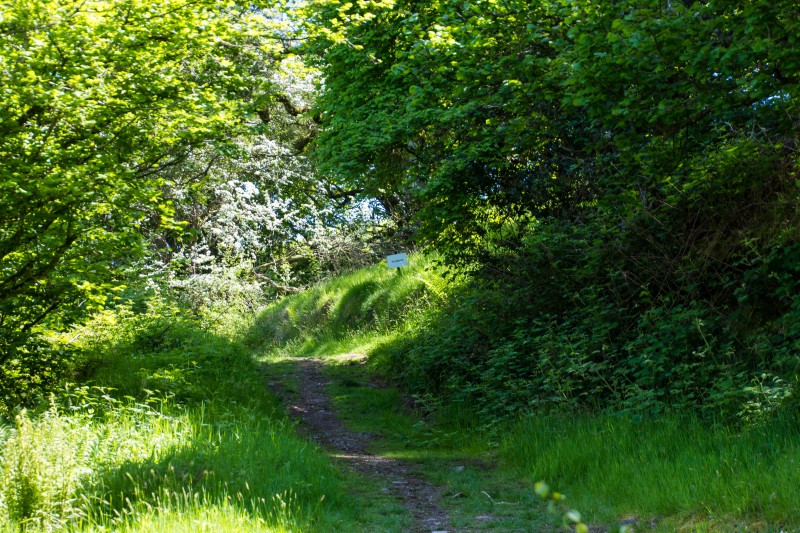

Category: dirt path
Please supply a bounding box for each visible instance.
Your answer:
[270,355,451,533]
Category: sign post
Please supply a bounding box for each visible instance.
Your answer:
[387,253,409,274]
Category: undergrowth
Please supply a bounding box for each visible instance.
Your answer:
[374,230,800,425]
[252,253,800,530]
[244,253,449,363]
[4,249,800,530]
[0,296,351,532]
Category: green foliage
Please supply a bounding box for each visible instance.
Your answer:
[0,392,335,531]
[384,228,799,421]
[0,0,268,359]
[250,244,794,424]
[302,0,578,244]
[251,260,800,530]
[303,0,800,420]
[0,336,77,420]
[244,253,446,357]
[0,293,360,531]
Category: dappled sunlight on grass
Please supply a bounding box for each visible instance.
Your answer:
[245,253,448,362]
[251,253,800,531]
[502,412,800,527]
[19,251,797,531]
[0,310,356,531]
[18,409,319,531]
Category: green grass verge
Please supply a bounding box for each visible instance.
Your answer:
[6,254,799,531]
[320,358,552,532]
[0,305,359,532]
[252,254,800,531]
[243,253,449,362]
[502,412,800,531]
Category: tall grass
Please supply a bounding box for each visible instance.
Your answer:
[252,255,800,529]
[0,396,330,531]
[502,412,800,527]
[246,253,449,363]
[0,298,353,532]
[8,255,799,531]
[0,256,448,532]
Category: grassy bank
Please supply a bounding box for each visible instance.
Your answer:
[243,254,449,364]
[0,302,356,531]
[504,412,800,530]
[252,255,800,531]
[3,254,799,530]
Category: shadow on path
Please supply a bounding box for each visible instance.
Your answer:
[268,355,451,533]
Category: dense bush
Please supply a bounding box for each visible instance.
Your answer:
[0,336,77,420]
[386,211,800,422]
[305,0,800,422]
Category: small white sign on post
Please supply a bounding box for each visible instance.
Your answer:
[387,253,409,269]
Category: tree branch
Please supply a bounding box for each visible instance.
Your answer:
[254,273,302,294]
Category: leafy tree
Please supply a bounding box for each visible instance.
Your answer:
[303,0,798,255]
[0,0,265,353]
[151,55,367,294]
[300,0,598,259]
[304,0,800,416]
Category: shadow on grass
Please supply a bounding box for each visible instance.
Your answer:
[73,316,350,530]
[77,415,339,528]
[244,279,384,354]
[243,259,440,362]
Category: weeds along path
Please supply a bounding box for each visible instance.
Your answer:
[272,355,451,533]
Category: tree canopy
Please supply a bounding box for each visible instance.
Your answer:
[301,0,800,415]
[2,0,799,417]
[0,0,268,349]
[302,0,799,251]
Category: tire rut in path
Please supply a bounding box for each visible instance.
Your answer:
[271,356,451,533]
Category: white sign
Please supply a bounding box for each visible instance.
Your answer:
[387,253,409,269]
